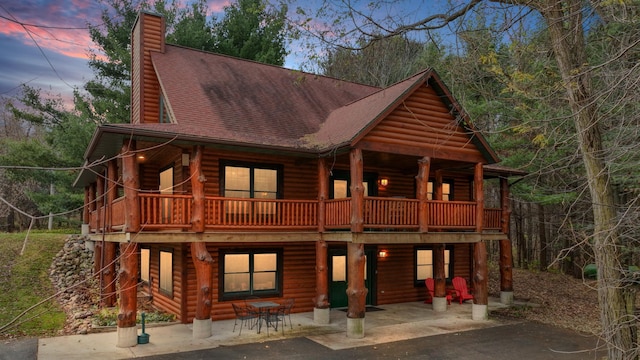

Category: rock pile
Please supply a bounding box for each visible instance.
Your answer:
[49,234,97,335]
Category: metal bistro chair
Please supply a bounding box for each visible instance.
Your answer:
[282,298,295,330]
[267,304,287,335]
[232,303,258,335]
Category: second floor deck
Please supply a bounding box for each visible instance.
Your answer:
[90,194,504,236]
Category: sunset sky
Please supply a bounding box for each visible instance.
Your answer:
[0,0,451,107]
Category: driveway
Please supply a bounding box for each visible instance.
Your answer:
[138,321,604,360]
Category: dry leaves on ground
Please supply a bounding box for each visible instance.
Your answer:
[489,267,600,334]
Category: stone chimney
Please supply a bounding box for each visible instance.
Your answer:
[130,11,165,124]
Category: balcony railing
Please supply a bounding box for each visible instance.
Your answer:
[99,193,502,232]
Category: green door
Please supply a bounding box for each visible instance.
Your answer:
[329,248,375,308]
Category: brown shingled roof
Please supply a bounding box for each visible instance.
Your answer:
[149,45,379,149]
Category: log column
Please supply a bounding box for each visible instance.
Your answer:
[347,149,366,338]
[314,158,330,324]
[96,172,105,233]
[190,146,213,339]
[82,186,90,235]
[350,149,364,233]
[122,141,140,233]
[472,163,488,320]
[499,177,514,304]
[191,242,213,338]
[117,242,139,347]
[416,157,430,233]
[432,169,448,311]
[346,242,367,338]
[102,160,118,308]
[102,242,117,307]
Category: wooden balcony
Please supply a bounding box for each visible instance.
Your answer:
[92,194,503,233]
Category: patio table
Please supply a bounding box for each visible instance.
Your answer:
[248,301,280,334]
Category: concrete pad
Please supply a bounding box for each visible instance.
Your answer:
[38,299,512,359]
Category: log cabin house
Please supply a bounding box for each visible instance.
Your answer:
[74,11,524,347]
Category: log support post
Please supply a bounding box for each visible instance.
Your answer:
[96,172,105,233]
[432,243,448,312]
[350,149,364,233]
[472,163,488,320]
[107,159,117,231]
[314,158,330,323]
[189,146,213,338]
[346,242,367,338]
[190,146,206,233]
[474,162,484,233]
[191,241,213,338]
[102,242,117,307]
[82,186,90,235]
[314,240,330,324]
[317,158,328,233]
[122,141,140,233]
[473,241,489,320]
[499,177,514,304]
[416,157,430,233]
[117,242,139,347]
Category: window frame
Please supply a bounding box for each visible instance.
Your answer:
[220,160,283,199]
[139,247,151,284]
[427,179,454,201]
[414,245,454,287]
[219,248,284,301]
[159,248,174,297]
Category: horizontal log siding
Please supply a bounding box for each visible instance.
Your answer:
[148,241,475,322]
[141,18,162,124]
[376,245,424,304]
[361,85,484,161]
[377,244,472,304]
[197,148,318,199]
[146,243,185,322]
[131,22,141,125]
[182,242,317,322]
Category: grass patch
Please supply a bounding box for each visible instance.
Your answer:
[0,231,68,338]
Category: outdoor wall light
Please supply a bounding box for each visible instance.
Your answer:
[378,178,389,187]
[378,249,388,258]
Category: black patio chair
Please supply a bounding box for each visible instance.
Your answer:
[232,303,258,335]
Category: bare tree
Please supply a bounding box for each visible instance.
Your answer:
[291,0,640,357]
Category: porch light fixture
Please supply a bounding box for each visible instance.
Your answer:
[378,178,389,187]
[378,249,388,258]
[181,153,190,167]
[137,154,146,161]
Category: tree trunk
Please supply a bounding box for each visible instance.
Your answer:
[540,1,637,357]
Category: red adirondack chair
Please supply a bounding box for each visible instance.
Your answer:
[424,278,451,305]
[451,277,474,304]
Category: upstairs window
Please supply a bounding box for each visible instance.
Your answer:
[427,181,452,200]
[222,162,281,215]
